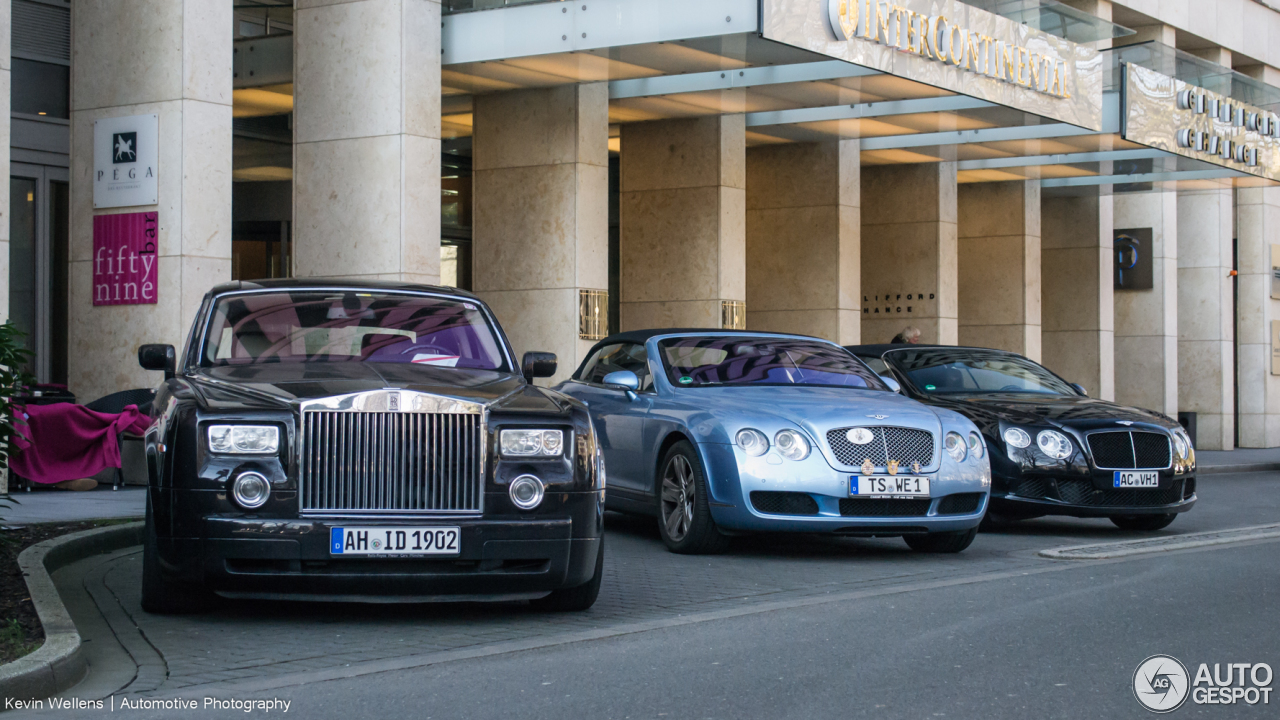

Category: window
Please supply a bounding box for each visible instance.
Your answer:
[577,343,653,391]
[658,336,885,389]
[11,58,69,118]
[891,349,1074,395]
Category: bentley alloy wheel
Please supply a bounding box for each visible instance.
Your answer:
[655,441,730,554]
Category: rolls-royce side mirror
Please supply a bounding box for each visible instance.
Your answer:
[602,370,640,401]
[1071,383,1088,396]
[138,344,176,380]
[879,375,902,394]
[521,351,557,382]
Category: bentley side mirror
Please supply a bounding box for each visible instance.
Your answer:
[602,370,640,401]
[138,344,176,380]
[1071,383,1088,396]
[879,375,902,394]
[521,351,557,383]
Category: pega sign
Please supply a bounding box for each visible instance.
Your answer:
[93,212,159,306]
[826,0,1074,98]
[761,0,1103,130]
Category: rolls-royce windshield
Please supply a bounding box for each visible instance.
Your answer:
[201,291,508,370]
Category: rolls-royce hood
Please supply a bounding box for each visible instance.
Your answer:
[689,386,944,436]
[925,393,1175,433]
[183,363,565,414]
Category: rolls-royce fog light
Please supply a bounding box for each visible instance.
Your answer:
[231,471,271,509]
[509,474,545,510]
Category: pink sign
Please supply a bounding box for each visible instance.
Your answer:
[93,212,158,306]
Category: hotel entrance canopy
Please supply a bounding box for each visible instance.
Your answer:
[435,0,1280,191]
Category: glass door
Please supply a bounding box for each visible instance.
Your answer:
[8,163,70,384]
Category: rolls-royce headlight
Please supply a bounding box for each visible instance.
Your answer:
[967,432,985,459]
[774,430,811,461]
[500,429,564,456]
[736,428,769,457]
[1003,427,1032,449]
[208,425,279,454]
[1036,430,1073,459]
[944,432,967,462]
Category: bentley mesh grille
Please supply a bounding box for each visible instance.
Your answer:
[1056,479,1184,507]
[937,493,983,515]
[1010,478,1053,500]
[826,427,935,469]
[839,498,932,517]
[750,491,819,516]
[1087,431,1172,470]
[300,411,483,513]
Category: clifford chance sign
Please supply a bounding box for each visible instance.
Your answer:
[93,212,159,306]
[94,113,158,208]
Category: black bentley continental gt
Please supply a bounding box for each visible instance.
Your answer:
[846,345,1196,531]
[136,280,605,613]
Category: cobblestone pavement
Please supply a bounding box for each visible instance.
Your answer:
[46,473,1280,698]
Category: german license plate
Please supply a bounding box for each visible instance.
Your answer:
[1113,471,1159,488]
[851,476,931,497]
[330,527,461,556]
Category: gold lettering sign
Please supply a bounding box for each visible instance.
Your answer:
[763,0,1102,130]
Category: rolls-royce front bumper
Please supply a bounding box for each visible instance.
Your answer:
[156,491,603,601]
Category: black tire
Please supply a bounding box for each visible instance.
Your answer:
[530,539,604,612]
[903,528,978,553]
[655,441,730,555]
[140,495,212,614]
[1110,514,1177,531]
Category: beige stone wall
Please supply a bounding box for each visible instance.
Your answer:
[619,115,745,330]
[860,163,958,345]
[293,0,441,284]
[1177,187,1235,450]
[1041,192,1115,399]
[1114,190,1178,415]
[957,181,1041,360]
[68,0,233,403]
[1235,186,1280,447]
[745,141,860,344]
[472,84,608,383]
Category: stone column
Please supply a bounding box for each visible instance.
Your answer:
[1041,191,1114,399]
[472,84,608,381]
[1236,187,1280,447]
[957,181,1041,359]
[860,163,958,345]
[293,0,440,283]
[619,115,746,330]
[745,141,860,344]
[1177,188,1234,450]
[68,0,233,403]
[1114,190,1178,415]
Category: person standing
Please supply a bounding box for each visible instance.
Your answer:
[890,326,921,344]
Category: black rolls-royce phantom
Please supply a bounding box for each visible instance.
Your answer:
[137,280,605,612]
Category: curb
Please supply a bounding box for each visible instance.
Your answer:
[0,521,144,703]
[1197,463,1280,475]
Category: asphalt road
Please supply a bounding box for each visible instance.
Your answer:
[7,473,1279,719]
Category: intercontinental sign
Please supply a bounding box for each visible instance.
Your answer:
[762,0,1104,130]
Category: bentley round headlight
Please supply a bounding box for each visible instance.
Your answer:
[1036,430,1073,459]
[1003,427,1032,449]
[967,432,985,459]
[774,429,811,461]
[231,472,270,510]
[944,432,967,462]
[736,428,769,457]
[509,474,545,510]
[1172,430,1189,458]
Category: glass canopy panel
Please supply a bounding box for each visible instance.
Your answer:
[1106,41,1280,113]
[961,0,1135,43]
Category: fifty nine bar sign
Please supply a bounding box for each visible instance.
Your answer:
[761,0,1104,131]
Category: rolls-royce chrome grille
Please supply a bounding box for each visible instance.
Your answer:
[300,411,483,514]
[827,427,935,469]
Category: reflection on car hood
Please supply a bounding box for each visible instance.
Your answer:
[924,393,1175,432]
[184,363,563,413]
[688,385,942,435]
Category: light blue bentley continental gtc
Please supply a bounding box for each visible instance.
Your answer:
[555,330,991,555]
